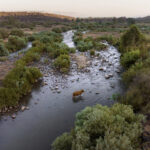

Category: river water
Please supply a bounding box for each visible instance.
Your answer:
[0,31,124,150]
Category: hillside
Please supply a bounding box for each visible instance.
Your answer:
[0,11,74,20]
[0,11,75,23]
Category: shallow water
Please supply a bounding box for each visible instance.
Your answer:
[0,31,124,150]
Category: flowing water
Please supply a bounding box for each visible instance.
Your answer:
[0,31,124,150]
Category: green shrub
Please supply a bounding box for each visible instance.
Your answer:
[0,56,8,61]
[96,35,117,46]
[122,69,150,112]
[121,50,141,69]
[120,25,144,52]
[10,29,24,37]
[22,51,40,64]
[6,36,27,52]
[27,35,36,42]
[94,42,107,50]
[0,42,9,56]
[69,48,76,53]
[52,104,144,150]
[77,40,93,52]
[48,43,74,59]
[54,54,70,73]
[90,49,95,56]
[32,40,43,47]
[122,62,143,85]
[52,28,62,33]
[52,133,73,150]
[0,65,42,108]
[0,29,9,39]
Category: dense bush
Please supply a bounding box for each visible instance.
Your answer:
[76,40,93,52]
[0,28,9,39]
[52,104,144,150]
[122,69,150,112]
[52,28,62,33]
[120,25,144,52]
[90,49,95,56]
[121,49,141,68]
[48,43,75,59]
[10,29,24,37]
[53,54,70,73]
[118,25,150,114]
[6,36,27,52]
[94,42,107,50]
[0,42,9,56]
[0,65,42,108]
[95,35,118,46]
[122,61,143,85]
[32,31,62,44]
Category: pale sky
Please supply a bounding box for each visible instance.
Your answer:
[0,0,150,18]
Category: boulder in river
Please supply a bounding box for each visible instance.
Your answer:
[21,106,26,112]
[105,75,110,79]
[11,114,16,119]
[99,67,104,71]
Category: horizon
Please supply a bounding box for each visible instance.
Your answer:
[0,0,150,18]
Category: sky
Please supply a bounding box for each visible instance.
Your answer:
[0,0,150,18]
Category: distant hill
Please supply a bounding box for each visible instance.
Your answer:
[0,11,75,23]
[0,12,74,20]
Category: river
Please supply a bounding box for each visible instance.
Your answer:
[0,31,124,150]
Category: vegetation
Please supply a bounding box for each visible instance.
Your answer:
[0,65,42,108]
[10,29,24,37]
[0,42,9,56]
[90,49,95,56]
[6,36,27,52]
[73,32,109,52]
[121,49,141,68]
[54,54,70,73]
[118,25,150,114]
[0,28,9,39]
[120,25,145,52]
[52,104,144,150]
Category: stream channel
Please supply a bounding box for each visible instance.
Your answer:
[0,30,124,150]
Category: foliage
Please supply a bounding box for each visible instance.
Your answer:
[52,27,62,33]
[122,69,150,112]
[90,49,95,56]
[52,104,144,150]
[6,36,27,52]
[0,42,9,56]
[77,40,93,52]
[121,49,141,68]
[96,35,119,46]
[0,65,42,108]
[52,133,73,150]
[53,54,70,73]
[10,29,24,37]
[94,42,107,50]
[120,25,144,52]
[0,28,9,39]
[119,25,150,114]
[48,43,75,59]
[122,61,143,85]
